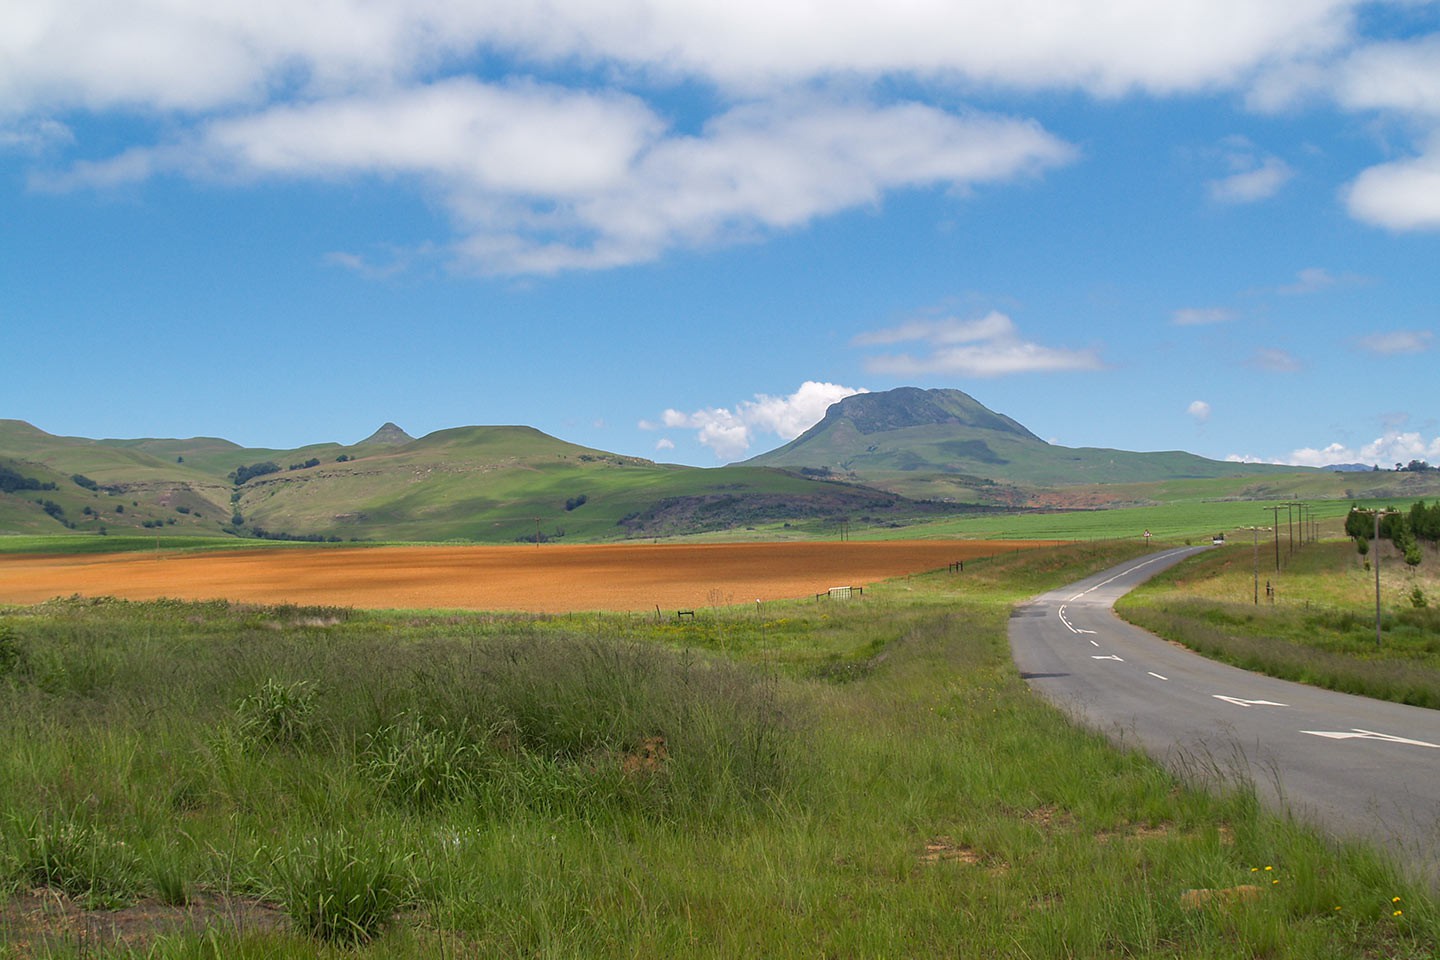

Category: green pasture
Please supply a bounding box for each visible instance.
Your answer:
[856,496,1362,543]
[1,541,1435,957]
[1120,535,1440,708]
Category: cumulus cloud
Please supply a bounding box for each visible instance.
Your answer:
[1344,140,1440,232]
[1187,400,1212,424]
[647,381,868,461]
[1171,307,1235,326]
[1275,432,1440,468]
[1334,36,1440,119]
[856,310,1103,378]
[1357,329,1434,355]
[1206,138,1294,204]
[0,1,1364,118]
[1330,36,1440,232]
[41,87,1074,274]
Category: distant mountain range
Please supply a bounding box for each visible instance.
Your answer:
[0,388,1411,543]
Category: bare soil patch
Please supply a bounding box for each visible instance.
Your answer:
[0,541,1053,612]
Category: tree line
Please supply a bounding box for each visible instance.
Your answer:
[1346,501,1440,567]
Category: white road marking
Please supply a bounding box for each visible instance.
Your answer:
[1089,639,1100,647]
[1092,655,1124,661]
[1302,729,1440,749]
[1213,695,1289,708]
[1148,672,1168,681]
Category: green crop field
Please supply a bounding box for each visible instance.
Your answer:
[1,541,1434,957]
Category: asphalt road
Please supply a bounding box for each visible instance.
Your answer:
[1009,546,1440,881]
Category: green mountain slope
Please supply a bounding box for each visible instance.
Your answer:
[747,387,1310,495]
[1,420,971,542]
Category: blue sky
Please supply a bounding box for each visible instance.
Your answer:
[2,1,1438,470]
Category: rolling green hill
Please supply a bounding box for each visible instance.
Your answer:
[7,394,1436,546]
[0,419,975,543]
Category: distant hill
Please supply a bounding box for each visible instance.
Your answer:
[0,418,976,542]
[9,395,1427,545]
[359,422,414,446]
[747,387,1311,496]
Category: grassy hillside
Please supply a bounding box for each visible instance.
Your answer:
[235,427,969,543]
[748,388,1313,495]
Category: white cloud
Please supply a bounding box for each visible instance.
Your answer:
[1187,400,1211,423]
[0,1,1364,119]
[1206,138,1293,204]
[1357,329,1434,355]
[1334,36,1440,119]
[648,380,867,461]
[1277,266,1334,294]
[857,310,1103,378]
[1171,307,1235,326]
[1344,139,1440,231]
[654,437,675,451]
[42,88,1074,274]
[1276,432,1440,468]
[1250,347,1303,372]
[0,117,72,152]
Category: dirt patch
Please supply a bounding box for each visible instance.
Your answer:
[0,890,285,954]
[0,540,1057,613]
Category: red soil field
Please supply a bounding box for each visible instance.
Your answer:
[0,540,1055,613]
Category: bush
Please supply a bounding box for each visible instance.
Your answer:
[229,461,281,485]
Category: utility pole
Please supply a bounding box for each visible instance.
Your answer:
[1283,501,1304,557]
[1265,505,1284,571]
[1375,509,1383,646]
[1243,526,1270,605]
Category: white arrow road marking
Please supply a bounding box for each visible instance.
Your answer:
[1302,729,1440,749]
[1148,672,1168,681]
[1092,655,1124,661]
[1213,695,1289,708]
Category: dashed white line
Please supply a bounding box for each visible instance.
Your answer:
[1148,672,1168,681]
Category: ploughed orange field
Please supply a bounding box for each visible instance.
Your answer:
[0,541,1058,613]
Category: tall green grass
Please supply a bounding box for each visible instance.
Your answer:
[1120,539,1440,707]
[1,543,1435,957]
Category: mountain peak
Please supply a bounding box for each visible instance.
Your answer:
[358,422,414,446]
[823,387,1042,440]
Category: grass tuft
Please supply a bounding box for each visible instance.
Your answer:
[272,829,408,946]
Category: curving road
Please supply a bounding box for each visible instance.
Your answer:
[1009,546,1440,881]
